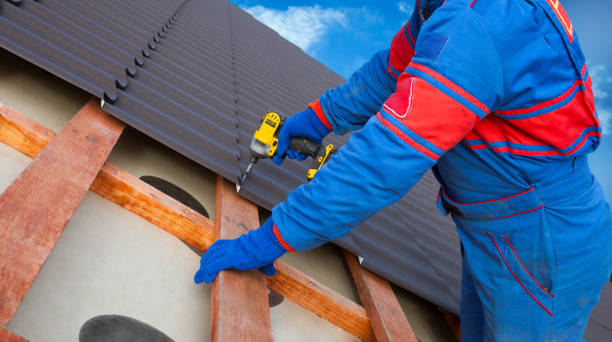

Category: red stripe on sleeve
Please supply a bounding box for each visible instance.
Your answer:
[377,112,440,160]
[409,62,490,114]
[309,99,332,130]
[389,23,416,77]
[382,75,482,152]
[273,224,296,252]
[407,25,417,46]
[388,63,400,79]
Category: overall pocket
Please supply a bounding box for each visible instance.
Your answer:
[486,230,556,316]
[438,186,555,315]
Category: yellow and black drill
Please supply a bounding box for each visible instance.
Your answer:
[238,111,336,190]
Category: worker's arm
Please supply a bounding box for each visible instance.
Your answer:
[316,9,422,135]
[273,5,504,251]
[274,11,422,164]
[273,46,411,165]
[195,5,503,282]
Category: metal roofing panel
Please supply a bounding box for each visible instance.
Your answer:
[585,283,612,342]
[350,204,458,312]
[1,0,609,336]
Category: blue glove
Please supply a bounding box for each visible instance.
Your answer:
[272,107,332,165]
[194,218,287,284]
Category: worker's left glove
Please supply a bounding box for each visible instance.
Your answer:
[194,218,287,284]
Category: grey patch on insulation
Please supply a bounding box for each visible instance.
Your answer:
[139,175,210,218]
[79,315,174,342]
[268,289,284,308]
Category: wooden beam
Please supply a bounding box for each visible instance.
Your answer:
[0,327,28,342]
[210,176,273,341]
[0,99,124,324]
[90,162,215,251]
[0,103,54,157]
[0,102,215,251]
[0,103,375,341]
[344,250,418,342]
[268,261,376,342]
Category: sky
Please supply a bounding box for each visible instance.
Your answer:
[231,0,612,203]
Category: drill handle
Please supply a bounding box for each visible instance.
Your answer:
[289,138,322,158]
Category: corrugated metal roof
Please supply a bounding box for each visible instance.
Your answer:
[1,0,609,338]
[585,283,612,342]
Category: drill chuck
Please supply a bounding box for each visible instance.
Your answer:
[249,136,272,160]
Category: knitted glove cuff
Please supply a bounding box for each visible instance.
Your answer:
[246,218,288,260]
[303,107,332,141]
[307,99,333,132]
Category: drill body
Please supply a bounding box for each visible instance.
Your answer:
[240,111,336,187]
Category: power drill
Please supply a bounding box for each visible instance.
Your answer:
[238,111,336,189]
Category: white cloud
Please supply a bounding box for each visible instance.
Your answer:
[598,107,611,135]
[590,64,612,135]
[590,64,612,100]
[242,5,347,52]
[398,2,413,14]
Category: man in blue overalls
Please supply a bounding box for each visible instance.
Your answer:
[195,0,612,340]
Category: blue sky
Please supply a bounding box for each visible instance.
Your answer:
[231,0,612,202]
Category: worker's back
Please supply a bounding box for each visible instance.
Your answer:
[429,0,601,204]
[417,3,611,340]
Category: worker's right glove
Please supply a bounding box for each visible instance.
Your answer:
[272,107,331,165]
[193,218,287,284]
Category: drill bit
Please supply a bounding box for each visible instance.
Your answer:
[237,157,257,192]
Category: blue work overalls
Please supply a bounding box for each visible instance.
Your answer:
[437,155,611,340]
[272,0,612,340]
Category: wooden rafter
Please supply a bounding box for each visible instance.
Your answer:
[344,250,418,342]
[1,102,215,251]
[0,103,376,341]
[0,327,28,342]
[0,104,54,158]
[0,99,124,324]
[210,176,273,341]
[269,261,376,342]
[91,163,216,250]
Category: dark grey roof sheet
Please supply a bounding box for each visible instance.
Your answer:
[1,0,609,338]
[585,283,612,342]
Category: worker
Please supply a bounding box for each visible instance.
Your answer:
[195,0,612,340]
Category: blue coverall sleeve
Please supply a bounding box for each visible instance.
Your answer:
[317,8,422,135]
[272,5,504,251]
[318,49,398,135]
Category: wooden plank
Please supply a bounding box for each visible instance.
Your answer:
[0,98,124,324]
[344,250,418,342]
[0,103,375,341]
[210,176,273,341]
[0,327,28,342]
[0,102,215,251]
[269,261,376,342]
[0,103,54,157]
[90,162,215,251]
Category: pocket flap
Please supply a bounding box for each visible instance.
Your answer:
[438,186,544,220]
